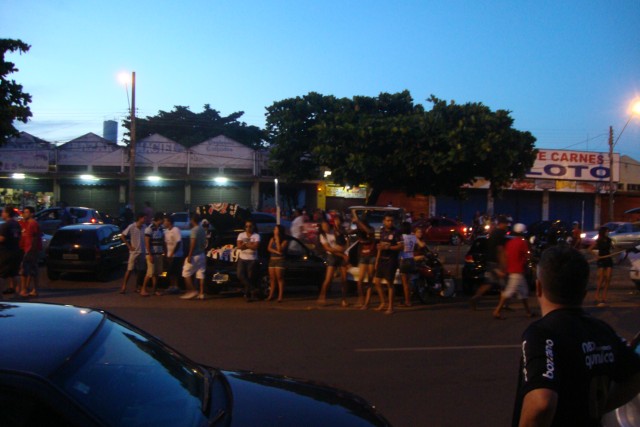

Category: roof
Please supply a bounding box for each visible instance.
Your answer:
[0,303,104,377]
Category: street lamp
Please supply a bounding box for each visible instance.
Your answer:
[608,98,640,221]
[119,71,137,210]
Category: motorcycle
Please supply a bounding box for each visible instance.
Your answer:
[412,252,456,303]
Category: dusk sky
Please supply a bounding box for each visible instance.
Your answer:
[2,1,639,159]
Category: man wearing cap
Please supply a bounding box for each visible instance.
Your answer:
[470,215,509,309]
[493,223,535,319]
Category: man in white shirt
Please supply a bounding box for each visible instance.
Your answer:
[237,220,261,301]
[119,213,146,294]
[290,209,305,240]
[163,215,183,294]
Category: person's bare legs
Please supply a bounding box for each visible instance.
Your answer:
[276,269,285,302]
[356,263,367,306]
[385,282,395,315]
[401,274,412,306]
[267,268,276,301]
[317,266,335,304]
[601,267,612,303]
[373,277,387,311]
[339,266,349,307]
[120,270,133,293]
[183,274,195,292]
[595,267,604,302]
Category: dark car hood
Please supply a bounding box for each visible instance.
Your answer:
[221,370,390,426]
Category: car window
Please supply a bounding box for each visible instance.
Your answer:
[38,209,60,221]
[51,319,207,427]
[0,386,77,426]
[632,223,640,232]
[51,230,98,246]
[287,239,306,256]
[69,208,88,219]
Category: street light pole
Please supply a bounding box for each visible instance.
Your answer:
[128,71,136,210]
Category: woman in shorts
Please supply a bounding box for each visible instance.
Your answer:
[589,226,614,305]
[317,219,349,307]
[267,224,288,302]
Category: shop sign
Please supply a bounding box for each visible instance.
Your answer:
[526,149,619,182]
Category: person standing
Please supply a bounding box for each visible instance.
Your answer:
[316,219,349,307]
[512,245,640,426]
[290,209,305,240]
[588,226,614,306]
[492,223,535,319]
[365,214,403,315]
[399,222,417,307]
[236,220,261,302]
[352,209,375,307]
[18,207,42,297]
[140,212,165,297]
[571,221,582,249]
[267,224,288,302]
[119,213,146,294]
[163,215,183,294]
[470,215,509,309]
[0,207,22,296]
[180,214,208,300]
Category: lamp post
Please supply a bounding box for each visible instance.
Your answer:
[128,71,136,211]
[608,100,640,221]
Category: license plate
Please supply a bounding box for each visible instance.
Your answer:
[63,254,79,260]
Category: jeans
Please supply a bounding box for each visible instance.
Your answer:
[237,259,258,295]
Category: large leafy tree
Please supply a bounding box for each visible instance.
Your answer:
[265,91,537,204]
[0,39,32,144]
[123,104,265,149]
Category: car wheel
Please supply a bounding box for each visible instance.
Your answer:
[47,269,61,281]
[450,234,462,246]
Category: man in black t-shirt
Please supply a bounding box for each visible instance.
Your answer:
[512,246,640,426]
[366,214,403,315]
[470,215,508,309]
[0,206,23,295]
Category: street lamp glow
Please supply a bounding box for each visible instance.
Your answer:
[80,174,98,181]
[117,71,131,85]
[214,176,228,184]
[631,99,640,116]
[147,175,162,182]
[11,173,25,180]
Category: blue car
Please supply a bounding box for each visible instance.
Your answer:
[0,302,390,426]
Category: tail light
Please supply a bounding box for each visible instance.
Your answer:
[464,254,475,263]
[90,218,96,224]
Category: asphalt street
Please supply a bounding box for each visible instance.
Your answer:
[4,253,639,427]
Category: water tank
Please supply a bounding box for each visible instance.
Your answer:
[103,120,118,143]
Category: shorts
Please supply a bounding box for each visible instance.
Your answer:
[597,257,613,269]
[269,256,285,269]
[0,250,23,279]
[166,256,184,276]
[399,258,415,274]
[358,255,375,266]
[502,273,529,299]
[182,253,206,280]
[20,251,39,277]
[485,261,504,288]
[375,257,398,284]
[126,252,145,272]
[145,254,164,278]
[326,254,345,268]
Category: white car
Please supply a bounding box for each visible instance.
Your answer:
[582,222,640,250]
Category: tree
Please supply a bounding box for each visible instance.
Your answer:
[0,39,32,144]
[265,91,537,204]
[122,104,265,149]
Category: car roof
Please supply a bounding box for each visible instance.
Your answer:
[58,224,116,231]
[348,205,403,212]
[0,302,105,377]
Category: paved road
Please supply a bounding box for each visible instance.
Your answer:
[7,258,640,426]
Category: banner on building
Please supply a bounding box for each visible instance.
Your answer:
[526,149,619,182]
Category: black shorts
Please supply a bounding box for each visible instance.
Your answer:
[326,254,345,268]
[375,257,398,284]
[399,258,415,274]
[0,250,23,279]
[597,257,613,269]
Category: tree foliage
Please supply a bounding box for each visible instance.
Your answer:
[265,91,537,203]
[122,104,265,149]
[0,39,32,144]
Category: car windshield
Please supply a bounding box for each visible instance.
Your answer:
[51,317,209,426]
[603,222,620,232]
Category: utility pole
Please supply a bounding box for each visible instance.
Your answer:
[128,71,136,211]
[608,125,614,222]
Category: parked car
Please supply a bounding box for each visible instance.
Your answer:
[0,302,391,426]
[581,221,640,250]
[169,211,191,230]
[412,216,468,245]
[35,206,103,235]
[250,212,292,233]
[347,206,405,239]
[208,233,326,297]
[45,224,128,281]
[461,235,536,295]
